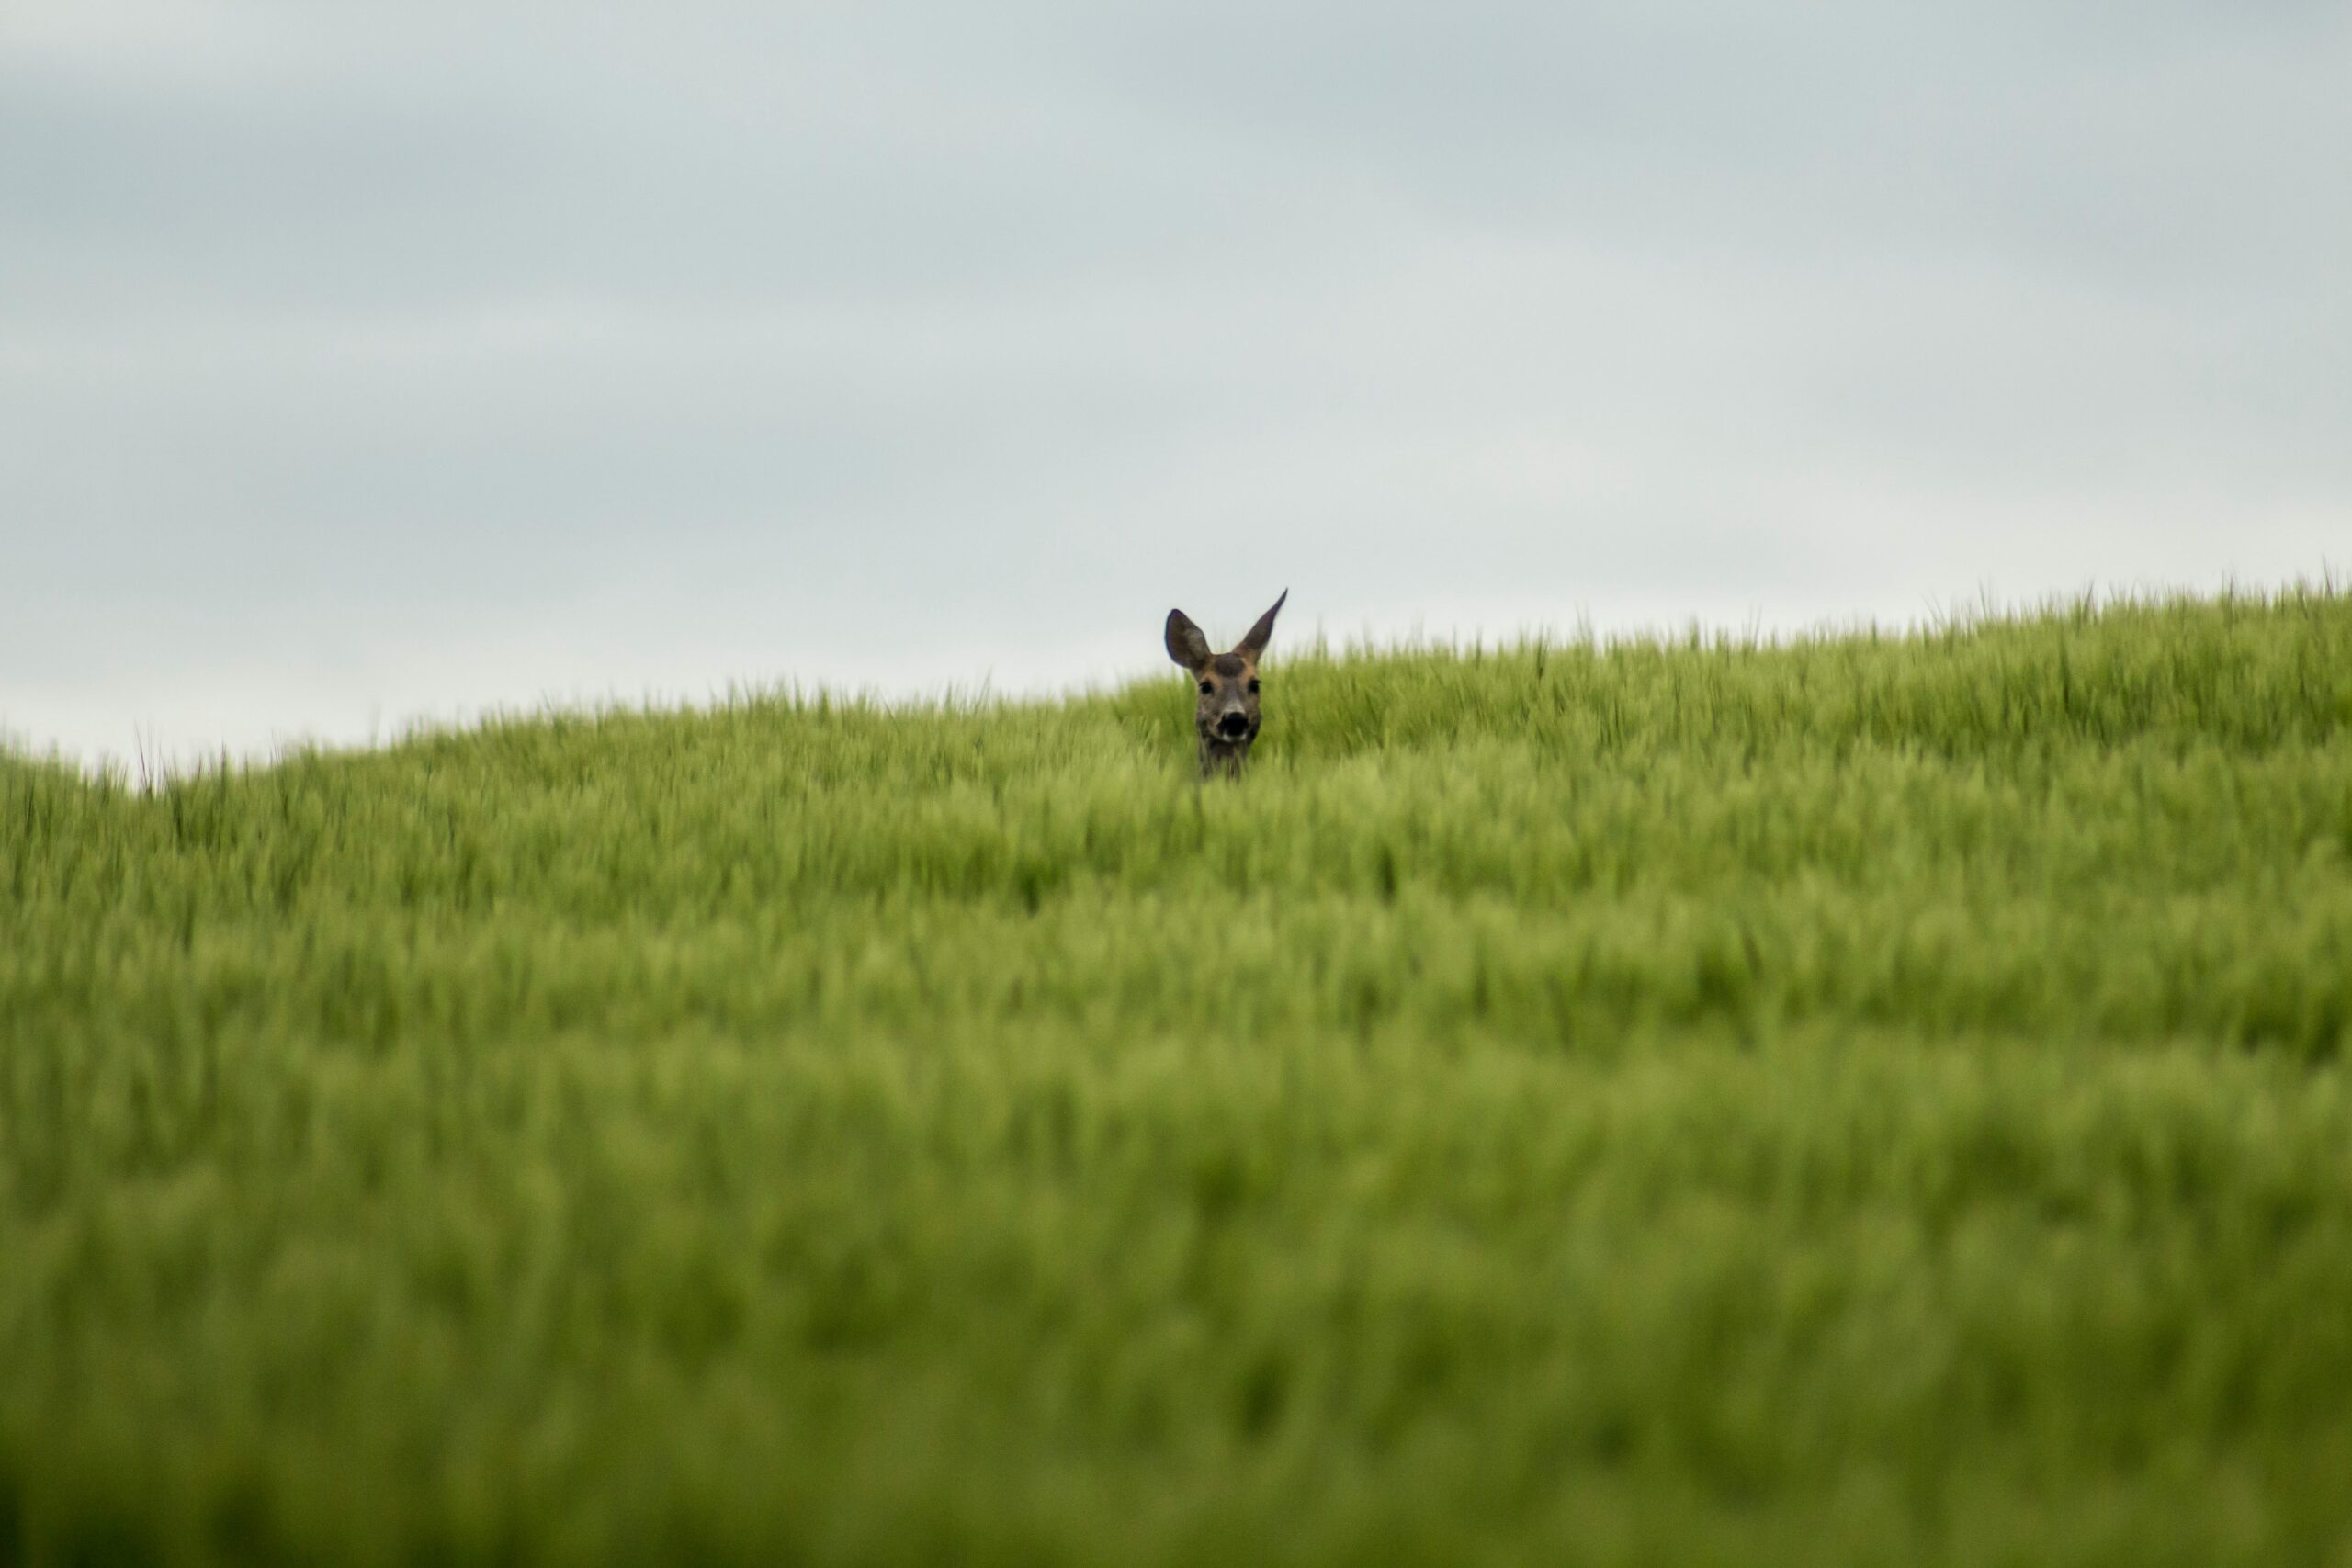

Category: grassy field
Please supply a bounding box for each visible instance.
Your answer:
[6,586,2352,1566]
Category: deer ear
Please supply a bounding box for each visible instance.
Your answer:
[1165,608,1213,671]
[1236,589,1288,659]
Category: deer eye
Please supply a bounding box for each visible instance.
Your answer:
[1247,678,1261,694]
[1198,680,1214,694]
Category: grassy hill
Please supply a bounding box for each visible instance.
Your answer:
[6,587,2352,1566]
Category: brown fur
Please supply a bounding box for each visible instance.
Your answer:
[1164,592,1287,778]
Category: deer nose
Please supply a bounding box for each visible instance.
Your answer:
[1217,711,1250,738]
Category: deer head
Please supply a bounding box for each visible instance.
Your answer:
[1164,590,1287,777]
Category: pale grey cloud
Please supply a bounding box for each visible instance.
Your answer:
[3,1,2346,767]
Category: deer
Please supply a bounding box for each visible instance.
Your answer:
[1164,591,1287,778]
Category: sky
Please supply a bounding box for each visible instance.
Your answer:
[5,1,2347,769]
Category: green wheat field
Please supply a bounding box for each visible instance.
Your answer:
[6,585,2352,1566]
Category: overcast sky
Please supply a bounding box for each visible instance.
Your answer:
[5,2,2346,768]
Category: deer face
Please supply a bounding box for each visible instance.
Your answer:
[1193,652,1261,747]
[1164,590,1286,776]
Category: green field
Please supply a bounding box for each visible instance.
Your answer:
[6,587,2352,1566]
